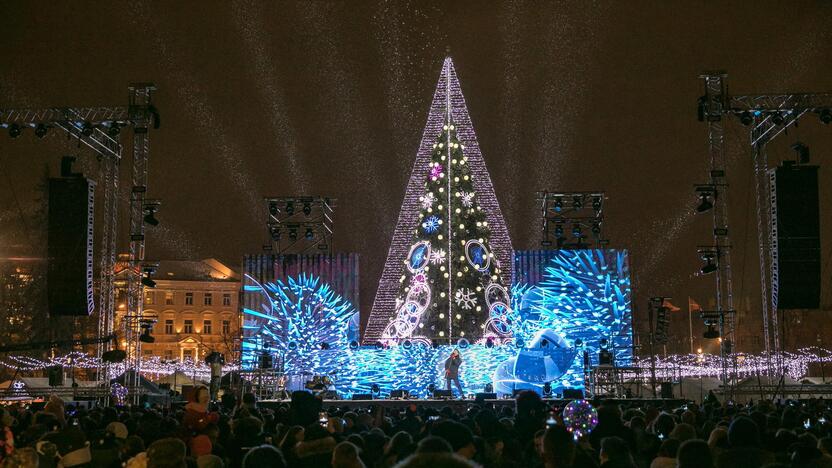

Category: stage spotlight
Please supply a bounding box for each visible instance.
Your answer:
[143,206,160,226]
[288,228,298,241]
[287,341,298,350]
[553,198,563,212]
[268,202,278,216]
[402,340,413,349]
[820,109,832,125]
[141,276,156,288]
[371,383,380,394]
[139,328,155,344]
[457,338,469,349]
[554,225,564,239]
[374,341,384,350]
[696,192,714,213]
[575,338,583,347]
[572,225,582,238]
[107,122,121,137]
[592,197,602,211]
[700,257,718,275]
[302,202,312,216]
[349,340,359,350]
[514,338,525,349]
[81,121,93,137]
[485,338,494,348]
[428,383,436,394]
[320,342,330,350]
[269,225,281,241]
[285,201,295,216]
[484,383,494,393]
[102,349,126,363]
[8,124,21,138]
[305,228,314,240]
[572,196,582,209]
[543,382,552,396]
[591,223,602,236]
[703,324,720,339]
[771,112,785,126]
[599,338,609,349]
[739,111,754,126]
[35,124,48,139]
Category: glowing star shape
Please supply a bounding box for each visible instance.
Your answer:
[429,248,447,265]
[460,191,475,208]
[421,192,436,210]
[454,288,476,310]
[422,215,440,234]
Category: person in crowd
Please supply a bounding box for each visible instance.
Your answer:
[677,439,713,468]
[332,440,366,468]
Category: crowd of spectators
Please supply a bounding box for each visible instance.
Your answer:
[1,386,832,468]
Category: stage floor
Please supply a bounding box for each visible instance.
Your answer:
[258,397,689,412]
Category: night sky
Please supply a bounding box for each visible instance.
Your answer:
[2,1,831,336]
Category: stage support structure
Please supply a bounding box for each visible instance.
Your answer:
[698,72,832,379]
[537,191,608,249]
[263,196,335,254]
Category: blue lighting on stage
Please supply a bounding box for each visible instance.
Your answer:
[242,250,631,398]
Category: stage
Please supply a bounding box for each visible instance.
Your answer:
[257,397,691,412]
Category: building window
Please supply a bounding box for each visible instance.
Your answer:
[164,349,173,360]
[143,349,153,356]
[203,320,212,334]
[223,293,232,306]
[144,292,154,305]
[185,292,193,305]
[165,292,174,305]
[222,320,231,335]
[183,349,194,360]
[184,319,193,334]
[204,293,212,306]
[164,319,174,335]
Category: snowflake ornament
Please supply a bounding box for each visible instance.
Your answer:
[429,248,447,265]
[460,191,475,208]
[430,164,443,180]
[454,288,476,310]
[422,215,440,234]
[421,192,436,210]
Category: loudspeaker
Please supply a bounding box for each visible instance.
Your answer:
[772,163,821,309]
[47,177,95,316]
[390,390,409,399]
[351,393,373,400]
[475,392,497,400]
[433,389,453,399]
[47,366,64,387]
[599,349,613,366]
[660,382,673,399]
[563,389,584,399]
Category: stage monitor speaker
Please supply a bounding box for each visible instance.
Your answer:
[433,389,452,399]
[475,392,497,400]
[351,393,373,400]
[772,162,821,309]
[390,390,409,399]
[563,389,584,399]
[660,382,673,399]
[47,177,95,316]
[47,366,64,387]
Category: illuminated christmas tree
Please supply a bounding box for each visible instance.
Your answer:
[366,57,513,345]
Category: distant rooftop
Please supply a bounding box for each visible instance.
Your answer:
[115,256,240,282]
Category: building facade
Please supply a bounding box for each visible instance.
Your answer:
[115,258,241,363]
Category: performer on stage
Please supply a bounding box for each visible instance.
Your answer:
[444,349,464,397]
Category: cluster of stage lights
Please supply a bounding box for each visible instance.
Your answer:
[267,200,321,242]
[548,195,603,245]
[3,120,127,139]
[736,109,832,126]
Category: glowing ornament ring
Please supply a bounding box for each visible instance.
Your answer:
[406,282,431,311]
[406,241,432,273]
[485,283,509,309]
[464,240,491,272]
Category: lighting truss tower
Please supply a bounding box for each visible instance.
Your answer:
[537,191,607,248]
[698,72,832,376]
[364,57,513,344]
[264,196,335,254]
[0,84,159,394]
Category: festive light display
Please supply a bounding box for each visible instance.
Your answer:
[562,399,599,440]
[366,57,513,344]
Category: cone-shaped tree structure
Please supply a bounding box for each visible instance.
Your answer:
[365,57,513,345]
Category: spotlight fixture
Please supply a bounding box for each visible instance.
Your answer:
[305,228,314,240]
[592,196,602,211]
[457,338,470,349]
[374,341,384,350]
[371,383,380,394]
[599,338,609,349]
[553,198,563,212]
[320,342,330,350]
[349,340,359,350]
[8,124,21,138]
[287,341,298,350]
[696,192,713,213]
[81,121,93,137]
[554,225,564,239]
[402,340,413,349]
[820,109,832,125]
[484,383,494,393]
[572,196,583,209]
[572,224,582,238]
[739,111,754,126]
[102,349,127,363]
[428,383,436,393]
[141,276,156,288]
[35,124,48,139]
[574,338,583,347]
[703,324,720,339]
[143,206,160,226]
[268,202,278,216]
[542,382,552,396]
[302,202,312,216]
[770,112,785,126]
[269,225,281,241]
[107,122,121,137]
[285,201,295,216]
[700,259,718,275]
[288,227,298,241]
[139,327,155,344]
[699,249,719,275]
[591,223,602,236]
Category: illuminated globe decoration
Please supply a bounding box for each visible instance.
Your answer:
[365,56,513,345]
[562,399,598,440]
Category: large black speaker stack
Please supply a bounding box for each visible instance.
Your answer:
[47,176,95,316]
[772,162,821,310]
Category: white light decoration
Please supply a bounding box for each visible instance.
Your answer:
[454,288,476,310]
